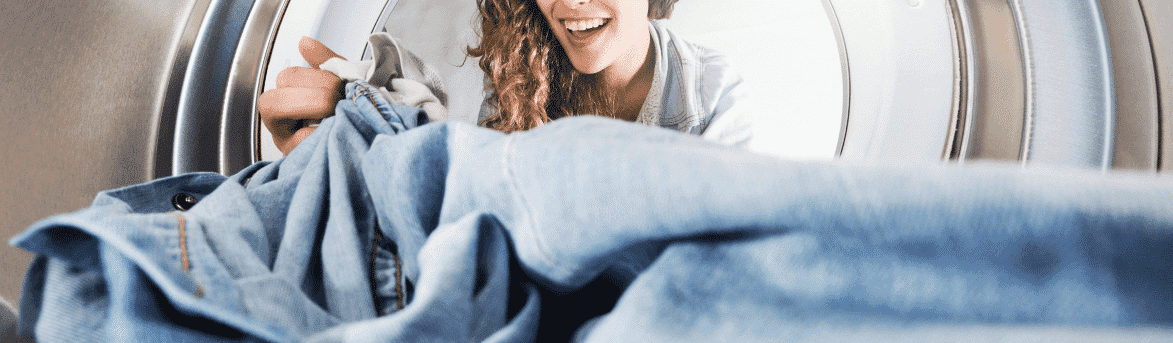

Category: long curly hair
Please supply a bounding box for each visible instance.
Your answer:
[468,0,679,132]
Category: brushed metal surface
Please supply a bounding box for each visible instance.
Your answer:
[172,0,256,175]
[1103,0,1159,171]
[1140,0,1173,172]
[1013,0,1115,170]
[221,0,289,175]
[959,0,1029,163]
[0,0,209,308]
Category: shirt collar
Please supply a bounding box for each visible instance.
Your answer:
[635,21,667,127]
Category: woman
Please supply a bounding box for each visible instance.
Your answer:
[260,0,751,154]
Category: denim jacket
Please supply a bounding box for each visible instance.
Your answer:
[478,21,753,147]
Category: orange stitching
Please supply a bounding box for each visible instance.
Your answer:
[174,212,205,297]
[176,212,190,272]
[366,92,381,110]
[371,231,405,314]
[353,84,373,106]
[372,231,407,312]
[394,249,404,310]
[358,84,392,121]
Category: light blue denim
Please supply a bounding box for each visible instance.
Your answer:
[13,80,1173,342]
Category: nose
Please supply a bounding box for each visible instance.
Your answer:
[561,0,590,9]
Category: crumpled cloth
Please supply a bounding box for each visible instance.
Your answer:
[320,32,448,122]
[11,79,1173,342]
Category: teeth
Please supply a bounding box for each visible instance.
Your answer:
[565,18,607,32]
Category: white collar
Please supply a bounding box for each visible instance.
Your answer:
[634,21,667,127]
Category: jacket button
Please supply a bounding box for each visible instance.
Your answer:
[171,193,198,211]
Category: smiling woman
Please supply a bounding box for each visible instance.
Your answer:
[469,0,672,131]
[466,0,754,145]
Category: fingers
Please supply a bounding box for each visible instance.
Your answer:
[276,66,343,90]
[299,36,344,68]
[258,86,341,155]
[276,126,316,156]
[258,87,341,122]
[259,37,345,155]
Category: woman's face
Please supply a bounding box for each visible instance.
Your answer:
[535,0,650,75]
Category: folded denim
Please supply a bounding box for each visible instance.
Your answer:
[12,81,1173,342]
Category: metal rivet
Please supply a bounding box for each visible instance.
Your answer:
[171,193,198,211]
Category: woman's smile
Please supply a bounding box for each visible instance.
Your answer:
[559,17,612,49]
[562,18,610,33]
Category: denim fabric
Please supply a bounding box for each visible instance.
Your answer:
[12,80,426,342]
[13,81,1173,341]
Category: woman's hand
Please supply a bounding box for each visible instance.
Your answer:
[258,37,345,155]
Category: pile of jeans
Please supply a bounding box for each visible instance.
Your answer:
[12,81,1173,342]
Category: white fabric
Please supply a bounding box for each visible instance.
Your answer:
[319,33,449,122]
[319,57,370,82]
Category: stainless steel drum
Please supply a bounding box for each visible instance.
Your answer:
[828,0,1168,171]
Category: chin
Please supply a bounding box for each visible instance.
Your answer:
[573,66,605,75]
[567,58,607,75]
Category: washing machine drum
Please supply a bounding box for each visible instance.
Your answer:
[827,0,1167,172]
[1,0,1170,330]
[172,0,1166,173]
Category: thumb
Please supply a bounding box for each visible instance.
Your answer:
[299,36,344,68]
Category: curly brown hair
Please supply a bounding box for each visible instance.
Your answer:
[468,0,679,132]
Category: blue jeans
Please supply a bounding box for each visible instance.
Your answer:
[13,81,1173,342]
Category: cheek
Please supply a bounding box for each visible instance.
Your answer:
[627,0,650,19]
[618,17,647,44]
[619,3,649,31]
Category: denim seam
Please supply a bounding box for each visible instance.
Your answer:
[369,231,405,315]
[503,135,561,272]
[173,212,205,298]
[393,248,404,310]
[354,82,396,123]
[357,82,407,313]
[369,231,379,315]
[354,83,373,108]
[364,92,385,120]
[176,212,190,272]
